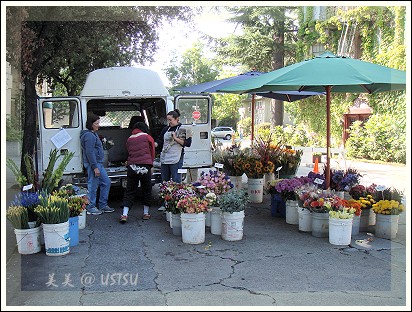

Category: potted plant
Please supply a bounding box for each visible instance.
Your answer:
[6,205,42,254]
[328,207,355,246]
[219,189,250,241]
[177,195,209,244]
[372,187,405,239]
[34,194,71,256]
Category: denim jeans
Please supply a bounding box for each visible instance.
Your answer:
[85,163,111,208]
[161,155,184,183]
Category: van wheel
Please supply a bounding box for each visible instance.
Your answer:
[224,134,232,140]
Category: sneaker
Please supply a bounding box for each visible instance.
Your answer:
[86,206,103,215]
[100,206,115,213]
[142,214,151,220]
[119,215,128,223]
[158,205,166,211]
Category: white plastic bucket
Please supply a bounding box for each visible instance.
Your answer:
[375,214,399,239]
[221,210,244,241]
[359,209,376,231]
[180,213,205,244]
[311,212,329,238]
[229,175,243,190]
[14,227,41,255]
[78,210,86,229]
[42,221,70,256]
[210,207,222,235]
[247,178,264,203]
[329,218,353,245]
[286,200,299,225]
[171,213,182,236]
[205,211,211,227]
[351,215,360,236]
[29,221,44,245]
[263,173,275,186]
[298,207,312,232]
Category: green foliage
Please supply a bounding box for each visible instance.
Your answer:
[6,153,37,190]
[256,123,271,141]
[166,41,220,91]
[41,149,75,194]
[238,117,251,136]
[219,189,250,213]
[6,116,23,141]
[345,115,406,163]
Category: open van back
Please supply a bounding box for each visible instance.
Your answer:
[36,67,212,189]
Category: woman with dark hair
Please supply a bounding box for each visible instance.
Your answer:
[155,109,192,211]
[120,121,155,222]
[80,112,114,215]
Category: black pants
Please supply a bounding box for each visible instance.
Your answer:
[122,165,152,209]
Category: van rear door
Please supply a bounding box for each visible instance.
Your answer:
[37,97,83,175]
[174,95,212,168]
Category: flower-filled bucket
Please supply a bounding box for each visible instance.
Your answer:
[180,213,205,244]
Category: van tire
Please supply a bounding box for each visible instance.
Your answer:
[224,134,231,140]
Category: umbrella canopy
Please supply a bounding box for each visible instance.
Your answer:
[217,51,407,189]
[174,71,323,102]
[174,71,264,93]
[174,71,324,142]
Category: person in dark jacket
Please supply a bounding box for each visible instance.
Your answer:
[80,113,114,215]
[120,121,155,222]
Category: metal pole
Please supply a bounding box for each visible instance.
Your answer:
[251,93,255,143]
[325,86,331,190]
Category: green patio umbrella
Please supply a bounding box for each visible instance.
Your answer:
[217,51,406,189]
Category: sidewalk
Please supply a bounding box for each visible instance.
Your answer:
[3,150,409,308]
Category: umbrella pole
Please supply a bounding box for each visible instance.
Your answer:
[251,93,255,144]
[325,86,331,190]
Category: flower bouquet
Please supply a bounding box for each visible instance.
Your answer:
[204,192,218,207]
[192,169,233,196]
[10,191,40,223]
[176,195,209,214]
[34,194,70,224]
[159,181,197,214]
[330,168,362,192]
[329,207,354,219]
[241,155,265,179]
[212,144,245,176]
[372,200,405,215]
[6,205,30,229]
[53,184,89,217]
[274,177,305,201]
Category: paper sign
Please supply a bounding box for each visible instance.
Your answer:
[375,185,387,191]
[276,166,282,172]
[22,184,33,191]
[50,128,72,149]
[178,168,187,174]
[196,185,206,189]
[314,178,324,185]
[214,163,224,169]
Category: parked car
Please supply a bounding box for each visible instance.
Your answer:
[211,126,235,140]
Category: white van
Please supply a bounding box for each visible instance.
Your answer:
[37,67,212,188]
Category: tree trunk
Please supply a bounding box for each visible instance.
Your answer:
[20,73,38,180]
[271,8,285,127]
